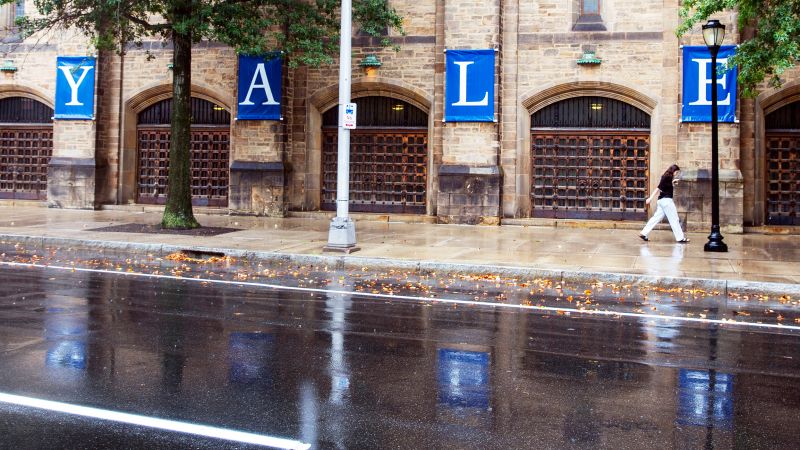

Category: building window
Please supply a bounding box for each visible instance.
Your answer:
[2,0,23,38]
[582,0,599,15]
[573,0,606,31]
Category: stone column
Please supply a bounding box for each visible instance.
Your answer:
[229,116,287,216]
[500,0,520,218]
[48,37,99,210]
[229,161,285,216]
[436,0,502,224]
[93,50,123,205]
[674,9,744,233]
[48,122,98,209]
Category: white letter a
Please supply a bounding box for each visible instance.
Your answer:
[240,63,279,106]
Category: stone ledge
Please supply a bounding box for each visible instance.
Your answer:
[679,168,743,182]
[229,160,285,217]
[230,161,284,172]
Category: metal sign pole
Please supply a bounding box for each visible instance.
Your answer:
[325,0,359,252]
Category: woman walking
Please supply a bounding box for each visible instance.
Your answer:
[639,164,689,243]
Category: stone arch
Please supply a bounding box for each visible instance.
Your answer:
[0,84,54,201]
[300,79,434,212]
[522,81,657,116]
[517,81,658,219]
[119,83,233,204]
[753,80,800,225]
[0,83,54,108]
[309,79,432,115]
[125,82,233,114]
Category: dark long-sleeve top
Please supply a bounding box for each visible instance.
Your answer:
[657,174,674,199]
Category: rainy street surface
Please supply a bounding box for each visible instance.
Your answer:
[0,244,799,449]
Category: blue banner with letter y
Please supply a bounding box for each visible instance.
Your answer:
[54,56,96,120]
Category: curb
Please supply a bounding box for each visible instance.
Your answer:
[2,233,798,300]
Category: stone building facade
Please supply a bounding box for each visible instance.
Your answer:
[1,0,799,232]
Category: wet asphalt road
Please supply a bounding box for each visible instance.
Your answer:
[1,260,800,449]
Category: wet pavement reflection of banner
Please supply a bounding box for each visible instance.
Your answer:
[677,369,734,429]
[437,349,489,409]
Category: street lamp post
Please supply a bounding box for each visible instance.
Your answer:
[702,19,728,253]
[325,0,359,253]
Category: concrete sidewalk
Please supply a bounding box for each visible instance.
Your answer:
[0,206,798,294]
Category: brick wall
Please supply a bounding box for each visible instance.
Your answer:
[1,0,797,229]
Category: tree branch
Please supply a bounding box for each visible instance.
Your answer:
[122,12,170,32]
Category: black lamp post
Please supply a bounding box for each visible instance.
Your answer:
[702,19,728,252]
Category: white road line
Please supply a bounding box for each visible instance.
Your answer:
[0,392,310,449]
[1,261,799,332]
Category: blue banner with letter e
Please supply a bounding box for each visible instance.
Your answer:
[445,49,495,122]
[237,54,282,120]
[54,56,96,120]
[681,46,737,123]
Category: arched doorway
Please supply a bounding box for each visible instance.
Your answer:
[765,100,800,225]
[530,96,651,220]
[321,96,428,214]
[136,97,230,206]
[0,96,53,200]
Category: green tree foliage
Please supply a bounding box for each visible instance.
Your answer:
[5,0,403,228]
[678,0,800,97]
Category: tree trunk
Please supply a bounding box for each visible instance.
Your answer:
[162,4,199,229]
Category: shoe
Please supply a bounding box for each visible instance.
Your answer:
[677,238,690,243]
[639,235,649,242]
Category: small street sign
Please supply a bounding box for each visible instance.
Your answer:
[342,103,357,129]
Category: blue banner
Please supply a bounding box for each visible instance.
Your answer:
[437,349,489,408]
[237,54,282,120]
[681,46,737,122]
[676,369,734,429]
[54,56,96,120]
[445,49,495,122]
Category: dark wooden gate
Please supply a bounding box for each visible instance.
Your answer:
[321,97,428,214]
[531,96,650,220]
[765,100,800,225]
[0,97,53,200]
[137,98,230,206]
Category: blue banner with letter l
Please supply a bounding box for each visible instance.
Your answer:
[437,349,490,408]
[445,49,495,122]
[54,56,96,120]
[681,46,737,123]
[237,54,282,120]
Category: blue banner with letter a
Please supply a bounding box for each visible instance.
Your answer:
[681,46,737,123]
[445,49,495,122]
[54,56,96,120]
[237,54,282,120]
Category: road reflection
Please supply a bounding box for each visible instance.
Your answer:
[44,274,89,379]
[437,349,489,409]
[44,300,88,371]
[229,332,274,385]
[0,267,796,448]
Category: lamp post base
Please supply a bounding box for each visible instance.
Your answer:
[325,216,359,253]
[704,225,728,252]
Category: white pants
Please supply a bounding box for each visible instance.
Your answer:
[640,198,685,241]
